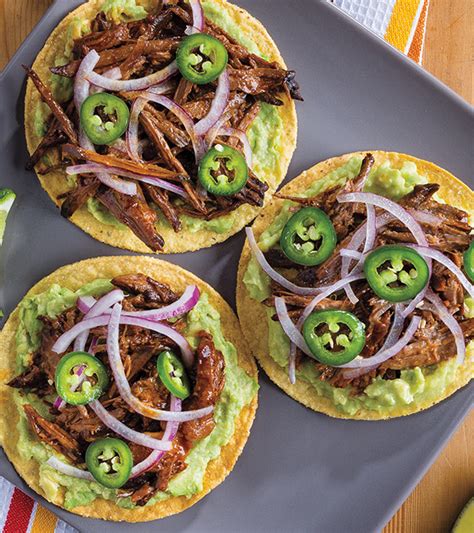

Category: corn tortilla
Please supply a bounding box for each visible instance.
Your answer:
[0,256,258,521]
[236,150,473,420]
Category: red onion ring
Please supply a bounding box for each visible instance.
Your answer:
[74,50,99,114]
[86,60,178,92]
[194,70,230,136]
[77,295,97,314]
[340,249,364,261]
[339,315,421,369]
[298,273,365,326]
[185,0,204,34]
[423,290,465,365]
[66,164,186,198]
[245,227,322,296]
[274,297,312,358]
[74,289,124,352]
[106,303,212,422]
[46,457,94,481]
[131,395,182,478]
[405,245,474,299]
[216,127,253,167]
[75,285,200,322]
[337,192,428,246]
[342,304,404,379]
[90,66,122,94]
[90,400,172,450]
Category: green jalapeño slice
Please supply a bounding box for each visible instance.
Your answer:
[302,310,366,365]
[364,245,429,302]
[157,350,191,400]
[176,33,228,84]
[55,352,109,405]
[464,241,474,282]
[85,438,133,489]
[198,144,248,196]
[80,93,130,145]
[280,207,337,266]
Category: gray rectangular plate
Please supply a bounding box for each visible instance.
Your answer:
[0,1,473,531]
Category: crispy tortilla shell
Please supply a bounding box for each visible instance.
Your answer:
[236,150,473,420]
[0,256,258,521]
[24,0,297,254]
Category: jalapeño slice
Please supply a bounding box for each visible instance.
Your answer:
[157,350,191,400]
[464,241,474,282]
[302,310,366,366]
[85,438,133,489]
[198,144,248,196]
[280,207,337,266]
[176,33,228,84]
[55,352,108,406]
[80,93,130,145]
[364,245,429,302]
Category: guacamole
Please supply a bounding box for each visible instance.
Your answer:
[33,0,283,235]
[244,157,471,416]
[14,281,257,509]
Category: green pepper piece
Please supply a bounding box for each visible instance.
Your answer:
[85,438,133,489]
[80,93,130,145]
[198,144,248,196]
[55,352,108,406]
[302,310,366,365]
[157,350,191,400]
[280,207,337,266]
[364,245,429,302]
[464,241,474,282]
[176,33,228,85]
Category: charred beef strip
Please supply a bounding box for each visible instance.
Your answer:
[96,186,165,251]
[181,331,226,445]
[111,273,178,305]
[23,66,78,144]
[59,176,100,218]
[24,405,82,462]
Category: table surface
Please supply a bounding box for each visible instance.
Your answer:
[0,0,472,531]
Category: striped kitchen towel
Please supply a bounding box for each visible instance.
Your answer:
[330,0,430,63]
[0,477,77,533]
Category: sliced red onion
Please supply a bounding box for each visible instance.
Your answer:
[424,290,465,365]
[46,456,95,481]
[127,97,147,161]
[339,315,421,369]
[131,395,182,478]
[107,304,211,422]
[337,192,428,246]
[408,209,443,227]
[76,286,200,322]
[134,91,206,160]
[194,70,230,136]
[86,60,178,92]
[298,273,365,326]
[77,295,97,314]
[66,164,186,198]
[74,289,124,352]
[363,204,377,253]
[52,313,194,370]
[340,249,364,261]
[288,343,296,385]
[204,113,229,148]
[406,245,474,299]
[217,127,253,168]
[245,227,321,296]
[185,0,204,35]
[342,304,405,379]
[274,297,312,357]
[90,400,172,450]
[90,66,122,94]
[74,50,100,114]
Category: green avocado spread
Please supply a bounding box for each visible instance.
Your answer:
[243,157,472,416]
[33,0,283,235]
[13,280,257,509]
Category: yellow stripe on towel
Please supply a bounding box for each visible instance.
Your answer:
[384,0,423,54]
[30,503,57,533]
